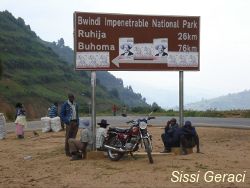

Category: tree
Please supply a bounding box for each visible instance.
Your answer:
[17,17,25,26]
[127,85,133,91]
[151,102,164,112]
[57,38,65,48]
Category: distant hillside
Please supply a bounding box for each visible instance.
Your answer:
[0,10,149,119]
[96,71,148,107]
[185,90,250,111]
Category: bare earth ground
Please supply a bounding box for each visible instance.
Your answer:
[0,126,250,188]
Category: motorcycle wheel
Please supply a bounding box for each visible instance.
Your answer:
[143,138,154,164]
[107,137,124,161]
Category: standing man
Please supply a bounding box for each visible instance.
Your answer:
[61,94,79,156]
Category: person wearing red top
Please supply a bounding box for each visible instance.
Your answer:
[112,104,117,116]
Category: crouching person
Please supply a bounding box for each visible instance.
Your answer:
[161,118,179,153]
[179,121,200,155]
[68,121,93,161]
[68,119,110,160]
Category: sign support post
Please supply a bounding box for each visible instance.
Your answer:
[179,71,184,127]
[91,71,96,151]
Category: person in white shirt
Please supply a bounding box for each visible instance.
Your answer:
[96,119,109,150]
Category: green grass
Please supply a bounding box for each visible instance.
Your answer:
[161,109,250,118]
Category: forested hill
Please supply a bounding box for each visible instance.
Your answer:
[0,10,149,119]
[43,39,148,108]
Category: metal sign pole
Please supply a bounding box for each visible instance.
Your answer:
[91,71,96,151]
[179,71,184,127]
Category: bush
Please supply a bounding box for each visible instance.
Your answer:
[131,106,150,113]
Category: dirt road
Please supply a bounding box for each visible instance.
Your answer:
[0,127,250,188]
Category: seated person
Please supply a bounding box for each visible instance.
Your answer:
[96,119,110,150]
[48,102,58,118]
[179,121,200,154]
[161,118,179,153]
[68,119,110,160]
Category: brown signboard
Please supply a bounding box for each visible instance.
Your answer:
[74,12,200,71]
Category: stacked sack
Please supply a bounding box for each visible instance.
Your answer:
[0,113,6,140]
[50,116,61,132]
[41,116,62,133]
[41,117,51,133]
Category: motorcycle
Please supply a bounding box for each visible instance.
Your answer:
[103,114,155,164]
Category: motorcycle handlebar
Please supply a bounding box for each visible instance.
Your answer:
[148,116,155,120]
[126,120,135,124]
[126,116,155,124]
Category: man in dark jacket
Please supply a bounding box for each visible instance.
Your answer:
[61,94,79,156]
[161,118,179,153]
[179,121,200,154]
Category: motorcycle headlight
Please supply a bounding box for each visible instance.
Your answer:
[139,121,147,129]
[132,127,139,134]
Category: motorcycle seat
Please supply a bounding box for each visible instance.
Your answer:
[109,127,129,133]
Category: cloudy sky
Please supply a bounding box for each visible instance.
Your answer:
[1,0,250,108]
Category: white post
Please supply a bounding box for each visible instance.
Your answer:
[91,71,96,151]
[179,71,184,127]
